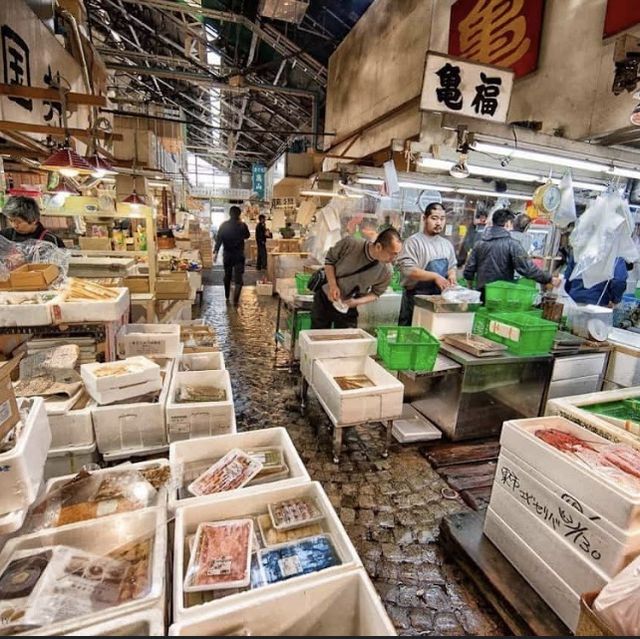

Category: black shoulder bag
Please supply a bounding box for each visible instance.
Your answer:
[307,253,379,294]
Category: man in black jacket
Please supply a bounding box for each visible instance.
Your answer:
[214,206,251,306]
[463,208,560,296]
[255,213,271,271]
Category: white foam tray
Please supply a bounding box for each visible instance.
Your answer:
[0,291,61,326]
[484,507,581,631]
[178,351,225,372]
[67,607,165,636]
[168,427,310,512]
[169,568,395,636]
[173,481,361,621]
[312,356,403,425]
[117,323,182,358]
[166,370,235,442]
[46,399,95,449]
[8,507,167,635]
[299,329,376,384]
[43,442,99,481]
[91,359,173,454]
[501,416,640,531]
[0,397,51,514]
[53,287,129,322]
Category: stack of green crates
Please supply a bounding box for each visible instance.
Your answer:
[483,311,557,356]
[287,311,312,338]
[295,273,312,295]
[485,279,537,312]
[376,326,440,371]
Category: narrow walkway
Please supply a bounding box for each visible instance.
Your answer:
[200,284,507,636]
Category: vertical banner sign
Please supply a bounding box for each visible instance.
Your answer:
[421,52,514,123]
[448,0,545,79]
[252,164,266,200]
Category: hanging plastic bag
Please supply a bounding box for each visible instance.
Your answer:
[594,553,640,635]
[553,171,576,228]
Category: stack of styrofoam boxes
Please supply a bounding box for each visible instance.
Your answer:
[484,415,640,631]
[0,461,169,635]
[0,397,51,535]
[299,329,403,426]
[545,385,640,450]
[603,330,640,390]
[167,428,396,635]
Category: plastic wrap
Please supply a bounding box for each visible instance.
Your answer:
[187,449,263,497]
[594,553,640,634]
[0,236,69,285]
[267,497,324,531]
[441,286,482,304]
[554,171,577,229]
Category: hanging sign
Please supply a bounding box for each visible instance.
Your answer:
[420,52,514,123]
[252,163,266,201]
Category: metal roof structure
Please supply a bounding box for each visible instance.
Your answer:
[86,0,374,173]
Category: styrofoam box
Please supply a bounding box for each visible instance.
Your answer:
[91,360,174,454]
[102,444,169,463]
[168,428,310,511]
[546,387,640,448]
[173,481,361,620]
[169,568,395,636]
[495,448,640,577]
[54,287,129,322]
[299,329,376,384]
[501,416,640,531]
[256,282,273,296]
[67,607,165,636]
[412,305,475,338]
[312,356,404,425]
[118,323,182,358]
[0,397,51,514]
[166,370,235,442]
[178,352,225,372]
[46,399,95,449]
[484,507,581,631]
[488,484,609,602]
[0,291,61,327]
[0,505,28,535]
[6,507,167,635]
[43,442,99,481]
[606,347,640,387]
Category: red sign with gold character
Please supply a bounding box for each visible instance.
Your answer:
[448,0,546,79]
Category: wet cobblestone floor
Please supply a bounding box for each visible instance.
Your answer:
[201,283,508,636]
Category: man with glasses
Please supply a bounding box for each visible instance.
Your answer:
[397,202,457,326]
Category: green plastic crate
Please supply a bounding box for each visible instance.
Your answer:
[485,311,557,356]
[295,273,312,294]
[376,326,440,371]
[583,398,640,423]
[287,311,311,338]
[485,280,537,312]
[390,270,402,292]
[473,307,490,336]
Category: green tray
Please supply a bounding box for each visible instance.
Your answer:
[376,326,440,371]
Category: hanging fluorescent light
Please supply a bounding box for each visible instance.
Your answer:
[398,181,455,191]
[472,142,612,174]
[610,166,640,180]
[456,187,532,201]
[418,157,454,171]
[549,177,607,192]
[420,156,541,183]
[300,189,342,197]
[356,177,384,186]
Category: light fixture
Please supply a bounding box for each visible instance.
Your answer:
[449,157,470,179]
[455,187,532,201]
[472,141,612,174]
[549,177,607,192]
[420,156,539,182]
[356,177,385,186]
[86,154,116,178]
[47,177,80,196]
[610,166,640,180]
[41,145,94,178]
[299,189,341,197]
[123,190,146,206]
[398,181,455,191]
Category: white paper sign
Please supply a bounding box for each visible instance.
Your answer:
[421,52,513,123]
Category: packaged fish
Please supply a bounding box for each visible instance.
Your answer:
[268,497,324,531]
[187,449,263,496]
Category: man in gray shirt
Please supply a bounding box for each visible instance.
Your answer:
[396,202,457,326]
[311,227,402,329]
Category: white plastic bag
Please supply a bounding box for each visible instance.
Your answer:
[594,553,640,635]
[553,171,576,228]
[441,286,481,304]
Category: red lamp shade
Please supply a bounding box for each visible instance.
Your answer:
[48,177,80,195]
[41,147,94,177]
[86,154,116,176]
[123,191,146,205]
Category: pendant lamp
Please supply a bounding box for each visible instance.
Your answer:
[41,145,93,178]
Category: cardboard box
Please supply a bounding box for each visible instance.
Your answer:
[156,272,190,300]
[113,130,158,167]
[175,239,192,251]
[0,359,19,439]
[79,237,111,251]
[124,276,150,294]
[9,264,59,290]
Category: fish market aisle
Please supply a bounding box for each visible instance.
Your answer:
[200,284,505,636]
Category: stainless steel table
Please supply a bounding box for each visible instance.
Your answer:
[400,344,554,441]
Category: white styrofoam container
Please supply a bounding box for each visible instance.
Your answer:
[495,448,640,577]
[0,291,61,326]
[606,347,640,388]
[0,505,28,535]
[178,352,225,372]
[0,397,51,514]
[117,323,182,358]
[102,444,169,463]
[67,608,165,636]
[256,282,273,296]
[173,481,361,620]
[53,287,130,322]
[484,507,580,631]
[46,399,95,449]
[501,416,640,531]
[166,370,235,442]
[299,329,376,383]
[168,428,310,511]
[412,305,475,338]
[552,353,608,381]
[169,568,395,636]
[91,360,174,455]
[312,356,403,425]
[488,483,609,610]
[43,442,99,481]
[6,507,167,635]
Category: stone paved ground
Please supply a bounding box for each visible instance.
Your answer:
[201,284,507,636]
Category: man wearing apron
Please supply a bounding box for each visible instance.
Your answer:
[396,202,457,326]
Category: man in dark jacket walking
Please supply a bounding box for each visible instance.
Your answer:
[255,214,271,271]
[214,206,251,306]
[463,209,560,296]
